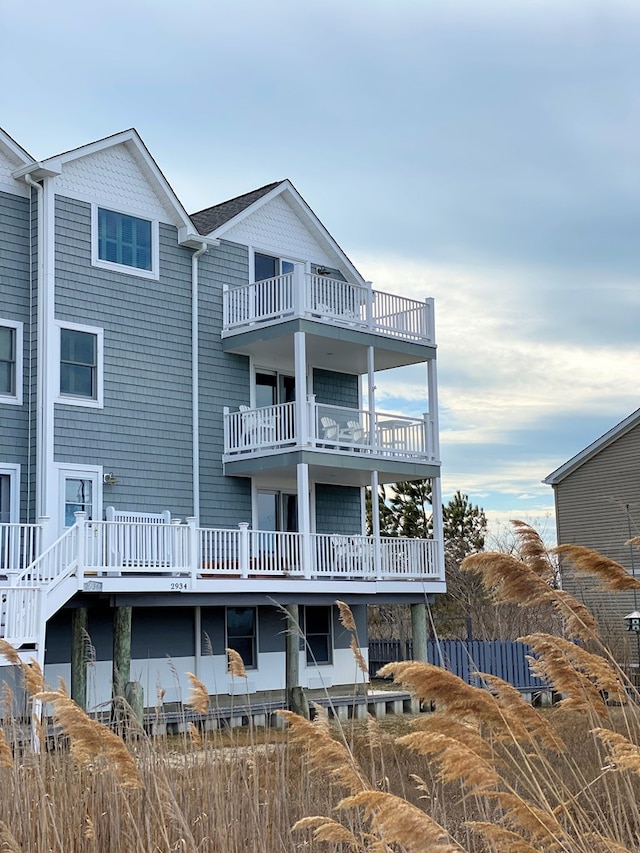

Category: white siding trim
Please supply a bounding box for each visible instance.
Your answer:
[0,318,23,406]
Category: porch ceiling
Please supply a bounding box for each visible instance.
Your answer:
[222,318,436,373]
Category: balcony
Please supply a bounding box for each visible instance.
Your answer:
[0,519,444,587]
[223,399,438,465]
[222,270,435,346]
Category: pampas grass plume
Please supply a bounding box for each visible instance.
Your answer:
[226,648,247,678]
[185,672,209,715]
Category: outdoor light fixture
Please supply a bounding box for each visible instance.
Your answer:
[103,472,118,486]
[625,611,640,632]
[316,267,331,276]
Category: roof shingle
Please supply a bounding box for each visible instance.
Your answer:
[190,181,283,235]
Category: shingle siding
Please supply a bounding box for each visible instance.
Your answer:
[313,368,359,408]
[53,196,196,515]
[0,189,32,519]
[554,422,640,661]
[198,239,252,527]
[315,484,362,535]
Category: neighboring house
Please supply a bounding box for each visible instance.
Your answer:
[545,408,640,663]
[0,125,445,709]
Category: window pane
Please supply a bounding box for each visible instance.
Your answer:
[60,330,96,399]
[64,478,93,526]
[227,607,255,637]
[255,253,277,281]
[98,208,152,271]
[306,605,330,635]
[226,607,256,669]
[0,328,15,395]
[307,634,330,664]
[0,475,10,524]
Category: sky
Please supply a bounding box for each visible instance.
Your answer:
[3,0,639,540]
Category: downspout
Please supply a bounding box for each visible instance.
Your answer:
[23,175,45,525]
[191,243,208,523]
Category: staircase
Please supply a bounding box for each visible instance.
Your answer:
[0,524,81,662]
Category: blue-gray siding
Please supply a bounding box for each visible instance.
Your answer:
[0,189,32,520]
[197,240,251,528]
[315,484,362,535]
[313,368,359,408]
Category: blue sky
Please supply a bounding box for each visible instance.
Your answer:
[3,0,639,538]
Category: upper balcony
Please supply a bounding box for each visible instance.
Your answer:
[223,398,440,484]
[222,270,436,372]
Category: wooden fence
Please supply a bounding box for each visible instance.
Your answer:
[369,638,548,692]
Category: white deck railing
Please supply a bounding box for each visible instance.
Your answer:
[224,400,436,461]
[223,270,434,345]
[0,523,43,574]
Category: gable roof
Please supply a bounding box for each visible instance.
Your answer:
[190,179,364,284]
[190,181,282,234]
[544,406,640,485]
[0,127,34,169]
[12,129,211,248]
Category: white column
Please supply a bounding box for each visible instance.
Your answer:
[431,475,445,581]
[367,345,376,450]
[427,358,440,462]
[371,470,382,579]
[297,463,312,579]
[294,331,308,445]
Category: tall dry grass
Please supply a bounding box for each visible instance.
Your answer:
[1,521,640,850]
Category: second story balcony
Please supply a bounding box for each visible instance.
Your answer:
[223,398,439,466]
[222,269,435,347]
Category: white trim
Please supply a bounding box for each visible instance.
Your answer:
[54,320,104,409]
[0,318,23,405]
[14,129,195,234]
[0,464,20,522]
[57,464,103,533]
[90,203,160,281]
[0,178,29,198]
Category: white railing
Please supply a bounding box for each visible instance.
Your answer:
[380,537,437,577]
[0,523,43,574]
[224,401,296,454]
[311,534,438,579]
[224,400,435,461]
[224,273,295,328]
[222,271,434,344]
[1,586,41,645]
[14,524,78,587]
[82,520,191,574]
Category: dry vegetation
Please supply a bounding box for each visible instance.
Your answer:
[2,522,640,850]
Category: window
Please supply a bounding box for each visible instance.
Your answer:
[0,472,13,523]
[64,477,93,527]
[61,329,96,398]
[226,607,257,669]
[254,253,294,282]
[304,606,332,665]
[57,323,103,408]
[92,206,158,279]
[99,208,151,270]
[0,321,22,405]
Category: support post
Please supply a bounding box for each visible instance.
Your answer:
[367,345,377,450]
[71,607,88,711]
[294,331,307,445]
[112,606,132,702]
[186,516,198,583]
[125,682,144,728]
[431,476,445,582]
[297,463,312,578]
[285,603,309,718]
[411,603,428,662]
[371,470,382,579]
[238,522,249,577]
[74,511,87,581]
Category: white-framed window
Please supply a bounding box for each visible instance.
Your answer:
[0,319,23,406]
[91,204,159,280]
[225,607,257,670]
[253,252,295,282]
[56,321,104,408]
[303,605,333,665]
[0,464,20,524]
[57,465,102,532]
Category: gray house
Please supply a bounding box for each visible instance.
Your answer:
[545,408,640,662]
[0,125,445,709]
